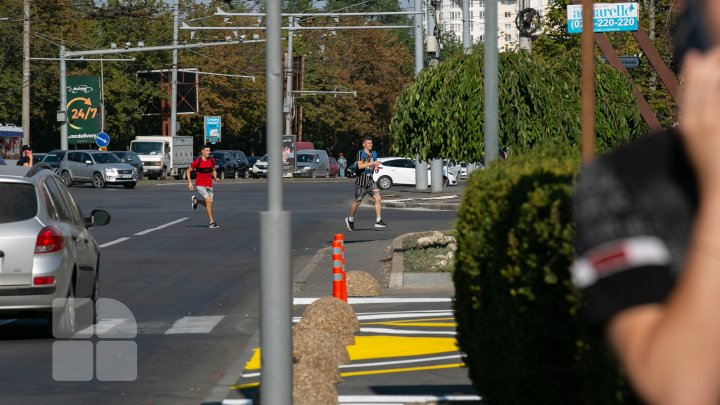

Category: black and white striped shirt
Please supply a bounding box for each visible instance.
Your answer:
[355,149,376,188]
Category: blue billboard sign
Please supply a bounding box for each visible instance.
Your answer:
[204,116,221,144]
[567,2,639,34]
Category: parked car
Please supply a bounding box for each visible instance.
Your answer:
[345,161,357,178]
[32,153,47,165]
[328,157,340,178]
[217,150,251,179]
[293,149,330,178]
[111,151,144,178]
[41,150,68,171]
[210,151,241,179]
[0,164,110,336]
[372,157,457,190]
[251,154,268,178]
[58,151,139,189]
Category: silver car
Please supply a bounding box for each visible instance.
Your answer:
[59,151,138,189]
[0,164,110,336]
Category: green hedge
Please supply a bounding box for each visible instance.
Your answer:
[453,142,637,404]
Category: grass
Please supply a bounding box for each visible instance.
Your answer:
[403,231,455,273]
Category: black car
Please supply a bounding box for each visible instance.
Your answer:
[41,150,67,171]
[32,153,47,165]
[111,151,144,178]
[216,150,251,179]
[210,151,241,179]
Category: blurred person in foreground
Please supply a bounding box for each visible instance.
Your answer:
[572,1,720,403]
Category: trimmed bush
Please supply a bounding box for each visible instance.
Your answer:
[453,142,637,404]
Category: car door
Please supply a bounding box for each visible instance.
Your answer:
[378,159,401,184]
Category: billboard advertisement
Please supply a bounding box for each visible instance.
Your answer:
[204,116,221,144]
[66,76,101,145]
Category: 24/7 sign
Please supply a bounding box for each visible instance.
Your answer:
[66,76,101,145]
[567,3,639,34]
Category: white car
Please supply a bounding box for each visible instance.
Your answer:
[372,157,457,190]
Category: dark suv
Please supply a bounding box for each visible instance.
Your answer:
[210,151,240,179]
[216,150,251,179]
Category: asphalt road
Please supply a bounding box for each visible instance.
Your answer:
[0,178,457,405]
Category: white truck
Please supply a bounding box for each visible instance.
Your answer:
[129,136,193,180]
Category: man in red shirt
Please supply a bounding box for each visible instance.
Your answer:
[186,146,219,228]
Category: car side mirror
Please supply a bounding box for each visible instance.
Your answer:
[85,160,92,164]
[86,209,111,227]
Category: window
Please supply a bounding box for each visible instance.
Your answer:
[44,178,74,223]
[471,22,474,30]
[81,153,92,164]
[51,177,85,227]
[0,183,37,224]
[505,23,512,30]
[382,159,403,168]
[68,152,82,163]
[505,33,512,41]
[479,11,485,17]
[505,11,512,17]
[470,10,473,19]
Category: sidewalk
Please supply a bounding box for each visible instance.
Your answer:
[223,234,480,405]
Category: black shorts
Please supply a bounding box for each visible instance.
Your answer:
[355,182,379,202]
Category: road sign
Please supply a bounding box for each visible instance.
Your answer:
[204,116,221,144]
[600,55,641,69]
[95,132,110,147]
[567,3,639,34]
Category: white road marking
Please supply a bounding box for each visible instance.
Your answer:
[134,217,189,236]
[99,237,131,248]
[76,318,129,336]
[292,311,454,323]
[293,297,452,305]
[165,315,225,335]
[340,354,463,369]
[355,309,451,316]
[359,327,457,336]
[222,400,253,405]
[338,395,482,403]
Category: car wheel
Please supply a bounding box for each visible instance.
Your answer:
[158,167,168,181]
[244,170,250,179]
[123,182,136,189]
[49,280,77,338]
[218,169,225,180]
[60,171,73,187]
[377,176,392,190]
[92,172,106,188]
[234,169,240,179]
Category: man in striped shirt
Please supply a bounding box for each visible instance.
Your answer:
[345,136,387,231]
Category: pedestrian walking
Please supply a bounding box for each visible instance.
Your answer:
[186,146,220,229]
[572,2,720,402]
[338,153,347,178]
[345,136,387,231]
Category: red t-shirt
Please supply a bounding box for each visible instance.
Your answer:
[191,157,215,187]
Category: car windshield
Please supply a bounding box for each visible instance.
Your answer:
[131,142,163,155]
[42,152,65,163]
[91,153,121,164]
[296,154,315,163]
[211,153,226,161]
[0,183,37,224]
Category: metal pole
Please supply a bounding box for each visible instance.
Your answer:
[100,56,105,133]
[285,17,294,138]
[519,0,532,52]
[22,0,30,146]
[170,0,179,137]
[484,0,499,165]
[581,0,595,163]
[60,46,68,150]
[261,0,292,399]
[431,158,443,192]
[462,0,472,54]
[414,0,429,191]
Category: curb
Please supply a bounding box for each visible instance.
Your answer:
[389,232,454,289]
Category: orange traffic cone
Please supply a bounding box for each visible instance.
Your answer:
[331,240,345,301]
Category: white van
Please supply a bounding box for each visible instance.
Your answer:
[293,149,330,178]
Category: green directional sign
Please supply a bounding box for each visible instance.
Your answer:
[66,76,101,145]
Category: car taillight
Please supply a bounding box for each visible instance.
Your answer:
[34,226,64,254]
[33,276,55,285]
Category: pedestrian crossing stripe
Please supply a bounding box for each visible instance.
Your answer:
[362,317,456,328]
[341,362,465,378]
[243,335,458,371]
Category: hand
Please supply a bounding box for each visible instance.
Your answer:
[214,177,220,182]
[187,183,193,191]
[679,48,720,197]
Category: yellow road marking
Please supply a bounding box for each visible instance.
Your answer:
[363,321,457,327]
[341,362,465,377]
[231,382,260,390]
[246,348,261,371]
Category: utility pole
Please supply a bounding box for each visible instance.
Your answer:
[429,0,442,192]
[415,0,429,191]
[284,17,294,139]
[22,0,30,146]
[484,0,499,165]
[261,0,292,402]
[462,0,471,54]
[170,0,179,137]
[59,45,68,150]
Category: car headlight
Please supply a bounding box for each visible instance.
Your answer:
[105,168,118,174]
